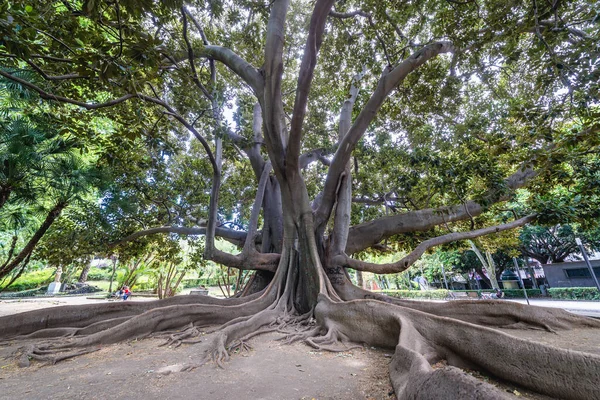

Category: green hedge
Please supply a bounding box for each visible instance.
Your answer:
[182,277,221,288]
[501,289,542,298]
[548,287,600,301]
[376,289,450,300]
[135,282,155,291]
[450,289,543,298]
[87,267,112,281]
[376,289,544,300]
[2,269,54,292]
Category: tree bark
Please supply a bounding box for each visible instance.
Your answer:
[108,257,118,295]
[78,262,91,283]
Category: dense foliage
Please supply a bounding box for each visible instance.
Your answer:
[0,0,598,290]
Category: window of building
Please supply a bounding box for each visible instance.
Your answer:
[564,267,600,279]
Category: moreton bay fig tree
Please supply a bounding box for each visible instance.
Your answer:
[1,1,599,398]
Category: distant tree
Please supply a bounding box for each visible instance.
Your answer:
[520,224,600,264]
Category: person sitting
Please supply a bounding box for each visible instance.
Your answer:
[491,288,504,299]
[122,285,131,300]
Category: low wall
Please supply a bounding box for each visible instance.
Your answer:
[542,260,600,288]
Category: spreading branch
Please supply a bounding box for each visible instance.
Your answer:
[110,226,248,248]
[299,148,332,168]
[181,9,212,100]
[0,69,219,173]
[286,0,336,171]
[315,42,455,234]
[335,215,535,274]
[163,44,264,96]
[344,167,537,255]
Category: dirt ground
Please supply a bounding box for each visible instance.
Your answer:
[0,331,394,400]
[0,298,599,400]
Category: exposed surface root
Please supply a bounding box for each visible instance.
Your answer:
[228,339,253,355]
[0,292,263,338]
[340,284,600,332]
[7,292,276,365]
[19,343,100,366]
[314,294,600,400]
[5,280,600,400]
[158,323,203,348]
[2,316,132,343]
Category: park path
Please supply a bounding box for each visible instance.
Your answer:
[504,298,600,318]
[0,295,155,317]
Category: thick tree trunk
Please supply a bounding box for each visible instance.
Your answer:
[78,263,92,283]
[356,270,364,288]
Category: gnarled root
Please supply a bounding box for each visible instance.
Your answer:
[1,317,132,343]
[315,295,600,400]
[340,284,600,332]
[0,291,263,339]
[157,323,204,348]
[18,343,100,366]
[9,293,274,366]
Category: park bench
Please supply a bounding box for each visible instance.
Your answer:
[446,291,480,300]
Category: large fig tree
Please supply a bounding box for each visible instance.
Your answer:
[1,1,599,398]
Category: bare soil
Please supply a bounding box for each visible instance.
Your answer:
[0,331,395,400]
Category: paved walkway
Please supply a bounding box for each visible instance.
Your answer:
[504,298,600,318]
[0,295,155,317]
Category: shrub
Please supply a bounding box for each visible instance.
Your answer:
[449,289,543,298]
[86,267,112,281]
[501,289,542,298]
[376,289,450,300]
[135,282,155,291]
[548,287,600,301]
[182,277,221,288]
[2,269,54,292]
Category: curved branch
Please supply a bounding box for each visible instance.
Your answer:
[286,0,336,170]
[336,215,535,274]
[181,9,212,100]
[299,148,332,168]
[242,162,272,255]
[210,249,280,273]
[198,46,264,96]
[315,42,455,235]
[110,226,247,248]
[0,69,136,109]
[110,225,280,272]
[345,166,537,254]
[262,0,291,173]
[0,69,219,172]
[25,60,84,80]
